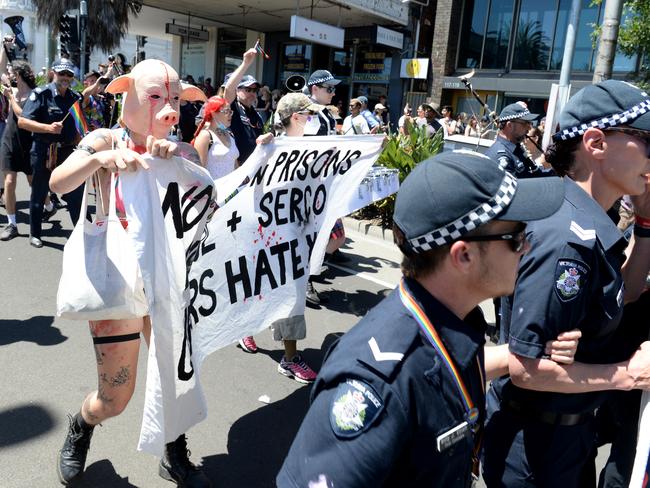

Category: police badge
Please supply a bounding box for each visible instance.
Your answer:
[330,379,384,438]
[555,259,590,302]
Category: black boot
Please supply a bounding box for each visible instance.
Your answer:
[159,434,211,487]
[57,413,95,485]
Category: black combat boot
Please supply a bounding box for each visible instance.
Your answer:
[158,434,211,487]
[57,413,95,485]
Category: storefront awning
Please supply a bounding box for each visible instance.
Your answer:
[142,0,408,31]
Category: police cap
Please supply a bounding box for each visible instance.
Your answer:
[554,79,650,142]
[499,102,538,122]
[393,150,564,253]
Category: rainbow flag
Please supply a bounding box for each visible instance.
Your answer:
[254,38,270,60]
[68,100,90,136]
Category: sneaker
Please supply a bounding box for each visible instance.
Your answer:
[306,280,320,306]
[278,355,318,384]
[238,336,258,353]
[50,193,65,209]
[42,206,58,222]
[0,224,18,241]
[159,434,211,487]
[57,413,95,485]
[29,236,43,248]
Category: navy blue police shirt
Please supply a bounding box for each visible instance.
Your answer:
[21,83,80,146]
[230,99,263,163]
[277,277,486,488]
[485,136,543,178]
[490,178,628,414]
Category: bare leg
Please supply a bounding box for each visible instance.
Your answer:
[284,339,297,359]
[81,318,144,426]
[3,171,17,215]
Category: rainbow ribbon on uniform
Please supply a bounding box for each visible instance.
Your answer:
[254,38,270,60]
[67,100,90,137]
[399,280,479,424]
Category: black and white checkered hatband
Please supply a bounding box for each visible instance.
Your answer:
[407,171,518,253]
[553,98,650,142]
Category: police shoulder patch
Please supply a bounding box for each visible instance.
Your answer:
[554,259,590,302]
[330,379,384,438]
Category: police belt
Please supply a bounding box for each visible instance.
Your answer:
[505,399,595,426]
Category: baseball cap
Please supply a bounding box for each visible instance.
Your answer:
[554,79,650,142]
[307,69,341,87]
[223,73,260,89]
[276,93,324,120]
[51,58,77,75]
[393,150,564,253]
[375,103,386,111]
[499,102,538,122]
[357,96,368,105]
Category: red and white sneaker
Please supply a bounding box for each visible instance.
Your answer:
[238,336,258,353]
[278,355,317,384]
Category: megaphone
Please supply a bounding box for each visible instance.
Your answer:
[4,16,26,50]
[285,75,306,93]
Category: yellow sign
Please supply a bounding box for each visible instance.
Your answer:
[400,58,429,79]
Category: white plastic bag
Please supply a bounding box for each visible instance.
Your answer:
[56,173,149,320]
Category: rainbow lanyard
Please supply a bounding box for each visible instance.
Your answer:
[398,280,483,425]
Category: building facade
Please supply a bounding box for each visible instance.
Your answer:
[430,0,640,118]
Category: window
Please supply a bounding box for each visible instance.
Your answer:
[458,0,489,68]
[550,0,599,71]
[280,43,312,82]
[512,0,555,70]
[482,0,515,69]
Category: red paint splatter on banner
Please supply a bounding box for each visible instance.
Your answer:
[258,294,263,300]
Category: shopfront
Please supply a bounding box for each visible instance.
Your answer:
[266,25,405,127]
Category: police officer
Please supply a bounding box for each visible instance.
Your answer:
[485,102,544,178]
[277,150,566,487]
[482,80,650,487]
[305,69,339,135]
[18,58,82,248]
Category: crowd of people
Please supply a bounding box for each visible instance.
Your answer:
[1,34,650,488]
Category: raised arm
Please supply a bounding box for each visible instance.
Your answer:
[223,48,259,104]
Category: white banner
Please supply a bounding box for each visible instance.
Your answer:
[121,136,385,454]
[190,135,385,363]
[630,392,650,487]
[119,154,216,455]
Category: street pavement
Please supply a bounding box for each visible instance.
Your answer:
[0,179,607,487]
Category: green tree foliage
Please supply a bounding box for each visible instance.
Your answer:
[593,0,650,85]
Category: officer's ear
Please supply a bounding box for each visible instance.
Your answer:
[582,127,606,160]
[448,240,476,274]
[105,74,132,95]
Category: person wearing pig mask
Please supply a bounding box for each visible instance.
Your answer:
[49,59,212,488]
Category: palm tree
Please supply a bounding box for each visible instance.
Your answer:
[32,0,142,53]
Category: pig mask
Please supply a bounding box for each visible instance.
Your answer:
[106,59,206,140]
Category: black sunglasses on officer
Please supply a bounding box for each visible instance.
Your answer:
[317,84,336,94]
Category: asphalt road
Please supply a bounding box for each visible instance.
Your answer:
[0,178,607,487]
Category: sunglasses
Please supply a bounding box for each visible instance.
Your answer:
[461,223,528,253]
[241,87,258,93]
[218,108,233,115]
[57,70,74,77]
[349,104,360,108]
[317,85,336,94]
[605,127,650,157]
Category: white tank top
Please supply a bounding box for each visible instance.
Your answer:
[205,130,239,180]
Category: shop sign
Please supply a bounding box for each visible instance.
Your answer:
[165,23,209,42]
[343,0,409,26]
[376,26,403,50]
[355,51,391,81]
[290,15,344,49]
[400,58,429,79]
